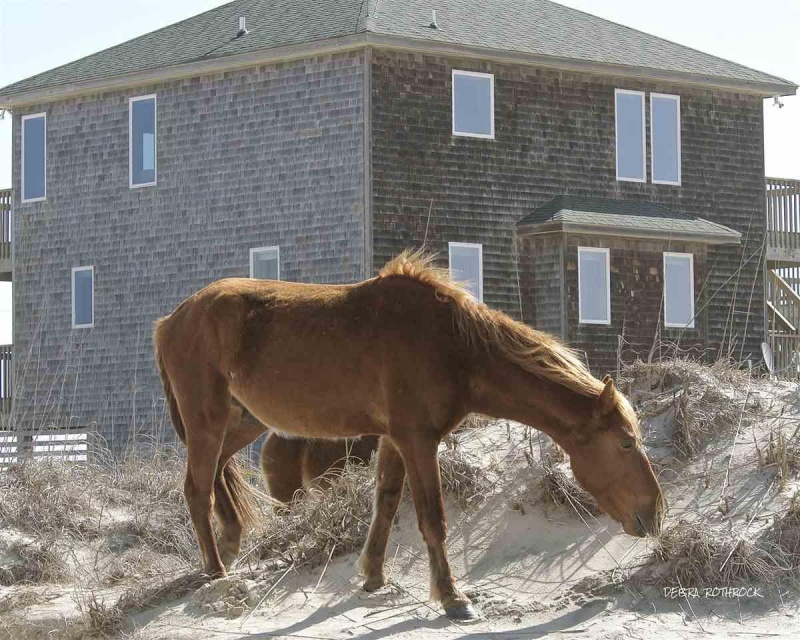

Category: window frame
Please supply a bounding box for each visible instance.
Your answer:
[249,245,281,280]
[451,70,495,140]
[614,89,646,183]
[650,93,682,186]
[21,112,47,203]
[663,252,695,329]
[129,94,157,189]
[71,265,95,329]
[578,247,611,325]
[448,241,484,302]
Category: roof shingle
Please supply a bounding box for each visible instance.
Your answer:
[516,195,742,244]
[0,0,794,100]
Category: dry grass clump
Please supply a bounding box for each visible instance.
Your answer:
[439,447,493,509]
[108,446,185,504]
[73,590,125,639]
[650,519,776,588]
[0,448,197,566]
[645,499,800,592]
[104,548,187,586]
[124,505,195,561]
[69,572,208,639]
[107,447,196,560]
[247,459,376,568]
[0,587,54,614]
[757,429,800,491]
[764,492,800,572]
[539,462,600,517]
[0,539,70,585]
[0,617,75,640]
[625,358,750,458]
[245,438,495,568]
[0,461,100,537]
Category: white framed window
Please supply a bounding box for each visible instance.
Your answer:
[664,252,694,328]
[249,246,280,280]
[129,94,157,188]
[21,113,47,203]
[452,70,494,139]
[651,93,681,185]
[578,247,611,325]
[449,242,483,302]
[72,266,94,329]
[614,89,646,183]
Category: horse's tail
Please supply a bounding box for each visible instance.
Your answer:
[154,318,186,445]
[221,456,258,528]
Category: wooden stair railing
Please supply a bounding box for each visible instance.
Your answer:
[767,270,800,334]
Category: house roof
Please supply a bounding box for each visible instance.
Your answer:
[0,0,795,106]
[516,195,742,245]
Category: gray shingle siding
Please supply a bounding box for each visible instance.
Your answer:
[370,49,766,365]
[517,234,564,336]
[562,235,709,375]
[11,51,366,446]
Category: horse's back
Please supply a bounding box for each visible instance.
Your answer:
[156,273,468,439]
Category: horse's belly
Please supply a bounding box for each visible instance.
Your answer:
[231,370,386,439]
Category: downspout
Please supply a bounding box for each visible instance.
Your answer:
[362,46,373,278]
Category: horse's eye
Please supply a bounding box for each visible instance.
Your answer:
[621,439,634,450]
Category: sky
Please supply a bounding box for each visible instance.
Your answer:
[0,0,798,344]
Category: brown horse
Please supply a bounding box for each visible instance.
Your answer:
[261,433,379,503]
[154,250,664,620]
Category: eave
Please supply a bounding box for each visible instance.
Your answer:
[1,32,795,109]
[515,221,743,246]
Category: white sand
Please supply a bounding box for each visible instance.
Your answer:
[3,372,800,638]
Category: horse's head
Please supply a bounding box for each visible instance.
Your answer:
[566,376,665,537]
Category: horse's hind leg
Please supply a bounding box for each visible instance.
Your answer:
[359,437,406,591]
[214,405,266,569]
[181,377,231,578]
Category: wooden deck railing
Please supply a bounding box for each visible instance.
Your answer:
[0,429,90,466]
[767,270,800,332]
[0,345,10,416]
[0,188,10,262]
[767,177,800,258]
[769,333,800,379]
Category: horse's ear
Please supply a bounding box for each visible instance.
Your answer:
[598,377,617,415]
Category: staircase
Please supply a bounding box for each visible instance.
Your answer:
[767,177,800,377]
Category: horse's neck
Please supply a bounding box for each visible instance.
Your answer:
[470,356,596,444]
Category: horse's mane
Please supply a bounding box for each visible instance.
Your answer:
[379,250,606,400]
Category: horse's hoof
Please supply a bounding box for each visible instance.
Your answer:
[444,602,480,621]
[206,566,227,580]
[220,552,237,571]
[362,576,387,592]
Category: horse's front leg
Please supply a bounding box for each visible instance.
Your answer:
[394,432,478,621]
[360,436,406,590]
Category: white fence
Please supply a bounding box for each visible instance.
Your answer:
[0,429,89,466]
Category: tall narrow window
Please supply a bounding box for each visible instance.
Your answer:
[129,95,156,187]
[72,266,94,329]
[615,89,645,182]
[578,247,610,325]
[651,94,681,185]
[664,253,694,328]
[250,246,280,280]
[452,71,494,139]
[449,242,483,302]
[22,113,46,202]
